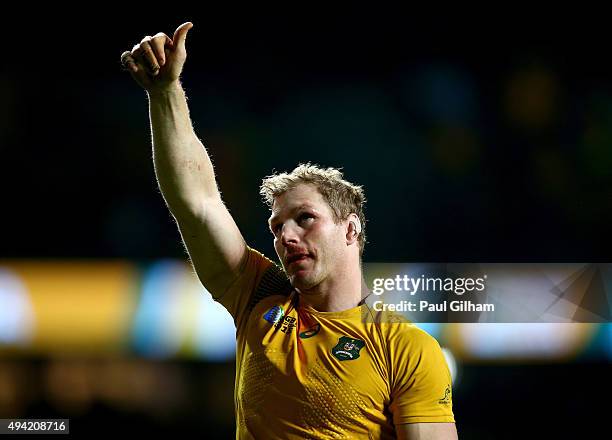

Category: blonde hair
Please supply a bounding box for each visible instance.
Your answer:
[260,163,367,255]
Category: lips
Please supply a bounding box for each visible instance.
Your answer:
[286,253,310,266]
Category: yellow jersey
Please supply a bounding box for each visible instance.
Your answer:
[215,247,454,439]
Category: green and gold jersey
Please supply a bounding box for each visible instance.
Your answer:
[215,247,454,439]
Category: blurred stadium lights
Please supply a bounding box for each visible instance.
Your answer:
[446,323,598,361]
[441,347,458,386]
[606,323,612,360]
[0,269,33,345]
[192,292,236,361]
[0,260,236,361]
[0,261,609,363]
[131,260,236,361]
[414,323,442,339]
[0,261,137,355]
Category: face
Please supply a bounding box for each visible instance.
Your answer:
[269,184,348,292]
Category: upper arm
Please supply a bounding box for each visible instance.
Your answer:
[175,197,248,297]
[389,328,455,425]
[396,423,458,440]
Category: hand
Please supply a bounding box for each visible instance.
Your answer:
[120,22,193,92]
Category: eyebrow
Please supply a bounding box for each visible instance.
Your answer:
[268,205,314,228]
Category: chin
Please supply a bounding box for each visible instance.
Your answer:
[290,272,322,292]
[289,275,309,290]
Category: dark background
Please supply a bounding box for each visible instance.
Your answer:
[4,11,612,262]
[1,9,610,438]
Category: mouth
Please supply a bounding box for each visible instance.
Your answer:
[286,253,311,267]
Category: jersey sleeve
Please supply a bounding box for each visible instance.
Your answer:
[213,246,292,331]
[388,325,455,425]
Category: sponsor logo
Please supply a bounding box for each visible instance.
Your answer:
[299,324,321,339]
[331,336,366,361]
[438,385,452,405]
[276,315,296,334]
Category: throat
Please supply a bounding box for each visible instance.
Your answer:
[297,286,364,312]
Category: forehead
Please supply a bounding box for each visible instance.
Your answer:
[269,184,329,220]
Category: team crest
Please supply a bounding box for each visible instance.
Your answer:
[263,305,284,324]
[331,336,366,361]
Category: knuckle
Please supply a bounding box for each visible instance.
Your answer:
[151,38,165,50]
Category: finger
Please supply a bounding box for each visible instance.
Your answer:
[120,51,138,74]
[150,32,173,66]
[121,52,150,87]
[130,45,153,78]
[130,44,145,70]
[172,22,193,50]
[139,37,160,75]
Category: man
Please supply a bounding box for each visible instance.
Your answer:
[121,22,458,439]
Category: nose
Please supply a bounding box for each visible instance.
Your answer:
[280,223,300,246]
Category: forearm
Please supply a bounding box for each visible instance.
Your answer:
[148,81,219,217]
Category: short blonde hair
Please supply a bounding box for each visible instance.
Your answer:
[260,163,367,255]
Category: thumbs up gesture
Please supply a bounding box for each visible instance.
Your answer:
[121,22,193,92]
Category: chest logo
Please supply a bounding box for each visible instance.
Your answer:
[299,324,321,339]
[331,336,366,361]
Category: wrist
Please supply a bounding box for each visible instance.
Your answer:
[147,81,183,99]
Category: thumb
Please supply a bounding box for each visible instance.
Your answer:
[173,22,193,49]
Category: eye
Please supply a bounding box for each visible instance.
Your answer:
[298,213,315,225]
[271,223,282,235]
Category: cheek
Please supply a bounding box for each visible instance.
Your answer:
[273,239,282,255]
[303,225,323,247]
[306,225,341,254]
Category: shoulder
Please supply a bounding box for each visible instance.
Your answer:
[387,322,440,351]
[243,247,293,311]
[361,305,442,356]
[215,246,293,325]
[363,306,437,347]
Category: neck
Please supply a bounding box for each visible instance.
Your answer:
[298,260,368,312]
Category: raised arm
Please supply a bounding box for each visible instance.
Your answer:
[121,22,247,297]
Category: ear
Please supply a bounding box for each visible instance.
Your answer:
[345,213,361,246]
